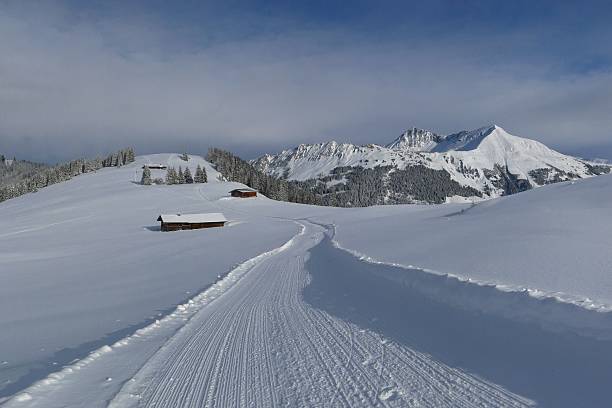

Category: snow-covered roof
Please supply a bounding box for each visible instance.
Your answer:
[157,213,227,224]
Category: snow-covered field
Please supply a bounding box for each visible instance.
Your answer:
[0,154,297,398]
[321,174,612,310]
[1,154,611,407]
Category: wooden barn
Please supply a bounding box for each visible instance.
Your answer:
[230,188,257,198]
[143,164,167,170]
[157,213,227,231]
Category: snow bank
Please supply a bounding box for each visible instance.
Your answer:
[330,234,612,340]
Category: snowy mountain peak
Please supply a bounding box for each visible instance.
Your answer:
[251,124,610,200]
[386,128,442,151]
[432,125,498,152]
[384,125,510,153]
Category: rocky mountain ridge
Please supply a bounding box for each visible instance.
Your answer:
[252,125,610,203]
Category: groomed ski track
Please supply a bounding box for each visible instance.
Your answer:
[108,221,530,408]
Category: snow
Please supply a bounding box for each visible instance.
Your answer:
[319,173,612,311]
[157,213,227,224]
[430,125,589,181]
[0,154,296,398]
[253,141,424,181]
[141,164,166,169]
[4,221,538,408]
[2,153,612,407]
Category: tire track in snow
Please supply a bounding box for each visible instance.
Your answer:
[109,221,532,408]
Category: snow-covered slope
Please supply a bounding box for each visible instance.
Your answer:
[253,141,413,182]
[0,154,297,398]
[317,173,612,311]
[254,140,422,181]
[430,125,589,179]
[253,125,609,201]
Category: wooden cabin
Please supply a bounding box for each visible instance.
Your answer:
[143,164,167,170]
[157,213,227,231]
[230,188,257,198]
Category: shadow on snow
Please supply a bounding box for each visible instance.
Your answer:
[0,274,229,399]
[303,235,612,408]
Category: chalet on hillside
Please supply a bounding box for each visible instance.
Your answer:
[230,188,257,198]
[157,213,227,231]
[143,164,167,170]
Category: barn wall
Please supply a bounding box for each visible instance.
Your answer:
[231,191,257,198]
[161,222,225,231]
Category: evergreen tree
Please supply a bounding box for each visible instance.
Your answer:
[178,167,185,184]
[276,180,289,201]
[125,148,135,164]
[141,165,152,185]
[194,164,208,183]
[165,167,178,184]
[184,167,194,184]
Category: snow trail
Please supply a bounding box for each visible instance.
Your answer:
[109,221,531,407]
[0,221,304,408]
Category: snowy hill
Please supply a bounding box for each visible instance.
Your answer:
[320,173,612,311]
[252,125,610,203]
[0,153,297,400]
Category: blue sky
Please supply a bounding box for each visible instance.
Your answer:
[1,0,611,162]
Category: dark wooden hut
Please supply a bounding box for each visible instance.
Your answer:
[157,213,227,231]
[230,188,257,198]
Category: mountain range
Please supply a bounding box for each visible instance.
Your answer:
[252,125,610,203]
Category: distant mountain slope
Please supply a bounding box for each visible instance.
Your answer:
[253,125,610,204]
